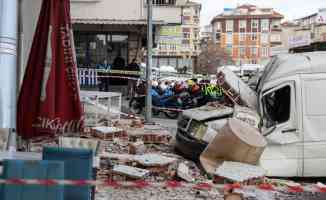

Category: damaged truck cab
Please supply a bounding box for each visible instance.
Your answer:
[258,52,326,177]
[176,52,326,177]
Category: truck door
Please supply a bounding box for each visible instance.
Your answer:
[259,81,301,177]
[301,77,326,177]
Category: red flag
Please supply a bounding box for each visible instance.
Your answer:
[17,0,83,139]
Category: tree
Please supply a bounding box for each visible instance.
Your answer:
[196,39,233,74]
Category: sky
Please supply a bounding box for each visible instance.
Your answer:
[193,0,326,26]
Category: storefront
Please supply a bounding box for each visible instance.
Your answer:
[72,20,154,90]
[74,32,129,70]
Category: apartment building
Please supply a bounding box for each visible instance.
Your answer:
[154,0,201,72]
[285,8,326,51]
[211,4,283,65]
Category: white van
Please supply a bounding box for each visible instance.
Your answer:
[176,52,326,177]
[258,52,326,177]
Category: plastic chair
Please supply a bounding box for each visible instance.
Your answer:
[0,160,65,200]
[42,147,93,200]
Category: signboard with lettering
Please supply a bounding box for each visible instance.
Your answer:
[160,25,182,37]
[289,32,311,48]
[316,9,326,24]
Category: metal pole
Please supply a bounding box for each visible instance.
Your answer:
[145,0,153,123]
[0,0,18,151]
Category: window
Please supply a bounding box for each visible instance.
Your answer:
[262,85,291,128]
[239,20,246,32]
[226,46,232,56]
[239,33,246,42]
[251,59,257,64]
[239,47,246,57]
[226,20,234,32]
[74,33,128,68]
[251,33,257,41]
[151,0,176,6]
[215,22,221,32]
[226,33,233,44]
[251,47,258,56]
[183,32,191,39]
[261,33,269,44]
[251,20,259,32]
[270,34,281,42]
[216,33,221,41]
[261,47,269,57]
[261,19,269,32]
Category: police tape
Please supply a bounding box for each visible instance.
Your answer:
[0,178,326,193]
[152,106,184,113]
[97,75,144,81]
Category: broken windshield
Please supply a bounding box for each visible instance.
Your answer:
[262,85,291,128]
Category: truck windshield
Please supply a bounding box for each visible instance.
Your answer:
[262,85,291,128]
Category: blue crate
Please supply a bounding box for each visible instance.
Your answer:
[43,147,93,200]
[0,160,64,200]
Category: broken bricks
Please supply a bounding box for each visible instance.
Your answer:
[91,126,127,141]
[128,140,147,155]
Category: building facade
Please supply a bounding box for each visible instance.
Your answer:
[153,0,201,72]
[71,0,185,70]
[284,8,326,51]
[211,4,283,65]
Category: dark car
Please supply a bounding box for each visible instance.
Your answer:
[175,105,234,161]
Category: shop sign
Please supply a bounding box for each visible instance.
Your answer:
[159,25,182,37]
[316,10,326,24]
[289,32,311,48]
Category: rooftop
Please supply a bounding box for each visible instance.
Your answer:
[211,4,283,24]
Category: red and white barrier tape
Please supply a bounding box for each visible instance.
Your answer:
[1,179,326,193]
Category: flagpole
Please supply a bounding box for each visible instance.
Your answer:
[145,0,153,123]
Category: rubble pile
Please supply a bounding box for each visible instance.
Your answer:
[25,115,326,200]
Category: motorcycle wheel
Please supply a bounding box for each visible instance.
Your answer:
[164,111,179,119]
[152,108,160,116]
[129,98,143,114]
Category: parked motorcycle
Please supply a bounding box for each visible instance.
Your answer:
[129,83,180,119]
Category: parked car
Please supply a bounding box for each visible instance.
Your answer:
[176,51,326,177]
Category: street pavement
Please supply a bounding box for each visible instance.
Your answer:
[121,98,178,135]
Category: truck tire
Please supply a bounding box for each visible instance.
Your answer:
[175,129,208,161]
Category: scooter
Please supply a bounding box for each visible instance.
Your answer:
[129,87,181,119]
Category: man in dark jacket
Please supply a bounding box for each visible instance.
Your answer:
[127,58,140,99]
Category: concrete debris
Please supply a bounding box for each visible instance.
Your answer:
[128,140,147,155]
[233,105,260,129]
[182,104,233,122]
[112,165,150,179]
[177,162,195,182]
[200,118,267,174]
[214,161,266,183]
[217,67,258,109]
[134,153,177,167]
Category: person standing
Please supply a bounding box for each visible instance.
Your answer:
[126,58,140,100]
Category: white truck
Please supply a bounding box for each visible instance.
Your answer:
[176,51,326,177]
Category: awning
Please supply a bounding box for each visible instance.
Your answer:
[72,18,165,25]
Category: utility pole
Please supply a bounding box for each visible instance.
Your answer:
[145,0,153,123]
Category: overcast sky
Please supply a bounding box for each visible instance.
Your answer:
[193,0,326,26]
